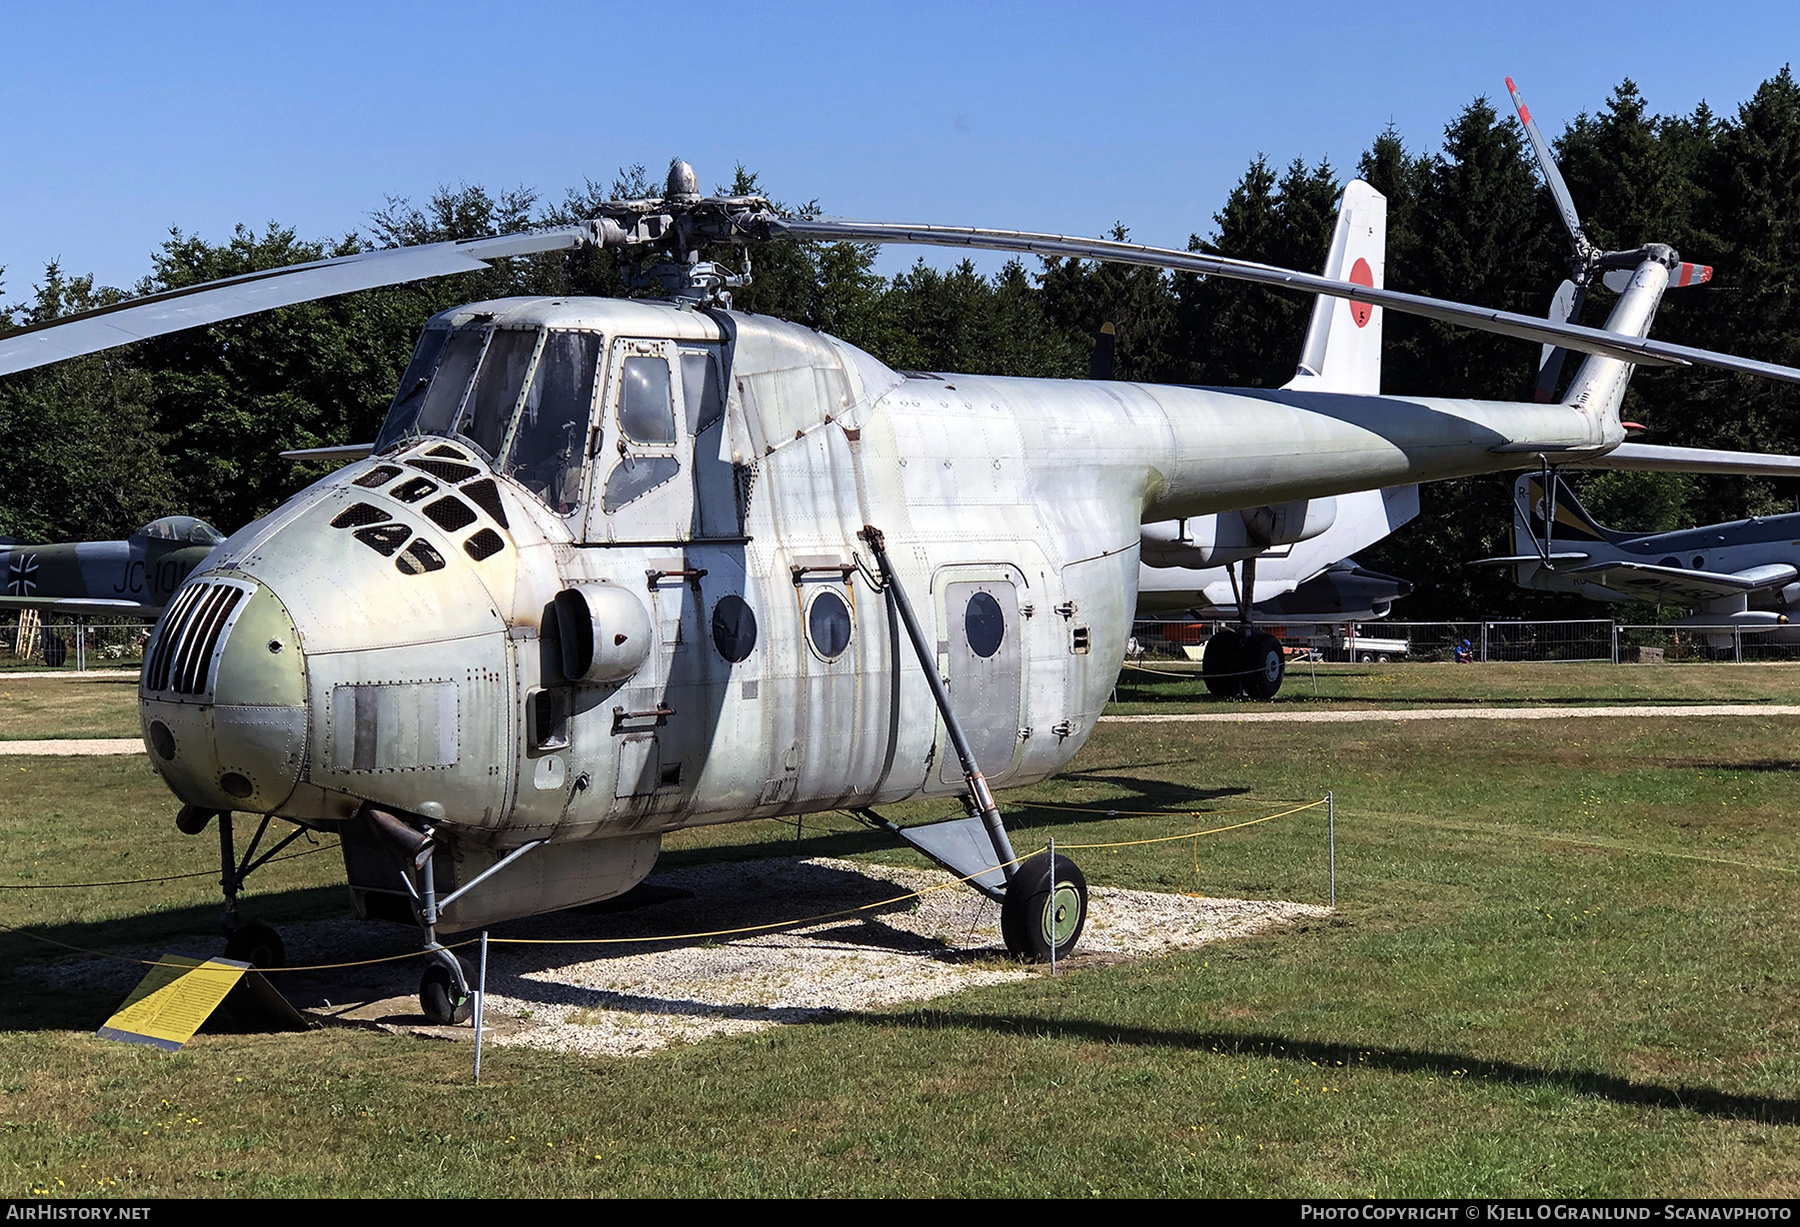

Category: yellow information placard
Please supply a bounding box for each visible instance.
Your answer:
[98,954,248,1050]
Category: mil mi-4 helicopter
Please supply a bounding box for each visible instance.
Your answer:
[9,80,1800,1024]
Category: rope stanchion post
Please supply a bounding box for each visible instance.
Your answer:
[1328,791,1336,907]
[1048,835,1056,977]
[474,930,488,1084]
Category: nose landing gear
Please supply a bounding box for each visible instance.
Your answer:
[177,805,312,973]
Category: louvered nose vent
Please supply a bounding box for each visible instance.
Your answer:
[145,580,250,696]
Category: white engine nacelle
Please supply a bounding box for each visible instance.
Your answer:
[1141,498,1338,568]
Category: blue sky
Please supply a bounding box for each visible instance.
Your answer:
[2,1,1794,297]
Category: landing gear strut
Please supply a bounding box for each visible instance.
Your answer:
[860,525,1087,964]
[1204,559,1285,700]
[360,806,547,1025]
[176,804,311,973]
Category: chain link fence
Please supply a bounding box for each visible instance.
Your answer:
[1,615,151,671]
[1132,616,1800,665]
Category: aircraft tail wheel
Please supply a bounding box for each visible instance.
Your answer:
[223,922,285,976]
[1000,851,1088,962]
[1201,630,1244,698]
[1240,632,1285,700]
[421,956,474,1026]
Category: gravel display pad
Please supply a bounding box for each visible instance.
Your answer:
[37,856,1326,1058]
[474,856,1327,1058]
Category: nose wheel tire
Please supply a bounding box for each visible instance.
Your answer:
[222,922,285,975]
[421,957,474,1026]
[1201,630,1244,698]
[1240,632,1286,700]
[1000,851,1088,962]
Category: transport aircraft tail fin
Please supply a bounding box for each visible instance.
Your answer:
[1283,179,1386,396]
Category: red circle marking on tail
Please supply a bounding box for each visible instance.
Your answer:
[1349,257,1374,327]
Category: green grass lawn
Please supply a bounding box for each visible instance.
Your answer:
[1,680,1798,1195]
[0,676,142,740]
[1111,658,1800,713]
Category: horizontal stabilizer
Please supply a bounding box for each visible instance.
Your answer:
[1470,552,1591,567]
[1565,442,1800,477]
[1565,560,1799,601]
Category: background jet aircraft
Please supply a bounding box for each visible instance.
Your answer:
[1483,473,1800,645]
[0,515,224,617]
[1138,485,1417,621]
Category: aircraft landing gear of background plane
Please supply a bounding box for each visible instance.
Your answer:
[177,805,306,976]
[1201,627,1285,700]
[1204,558,1286,700]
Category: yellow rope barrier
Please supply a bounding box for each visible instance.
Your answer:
[1053,799,1327,850]
[0,916,480,972]
[0,839,340,891]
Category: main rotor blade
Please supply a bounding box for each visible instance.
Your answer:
[1505,75,1589,256]
[0,228,587,376]
[780,217,1800,387]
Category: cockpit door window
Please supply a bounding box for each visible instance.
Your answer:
[618,354,678,445]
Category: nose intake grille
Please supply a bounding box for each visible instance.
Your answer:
[147,581,246,695]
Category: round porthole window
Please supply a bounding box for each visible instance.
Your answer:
[965,591,1005,658]
[807,589,853,660]
[711,595,758,663]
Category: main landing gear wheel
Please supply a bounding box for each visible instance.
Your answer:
[223,922,285,975]
[1001,851,1089,962]
[1201,630,1244,698]
[421,955,473,1026]
[1240,632,1286,700]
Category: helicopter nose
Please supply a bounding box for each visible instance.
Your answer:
[141,578,308,813]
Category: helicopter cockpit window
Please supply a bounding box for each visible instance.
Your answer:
[505,330,602,516]
[619,356,676,445]
[374,326,451,451]
[456,329,540,460]
[412,328,488,439]
[681,352,724,435]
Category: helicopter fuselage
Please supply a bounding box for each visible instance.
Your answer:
[136,294,1618,929]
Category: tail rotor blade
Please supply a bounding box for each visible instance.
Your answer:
[1505,76,1591,258]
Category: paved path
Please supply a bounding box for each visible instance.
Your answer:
[1,669,138,679]
[8,704,1800,757]
[0,738,142,755]
[1100,704,1800,724]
